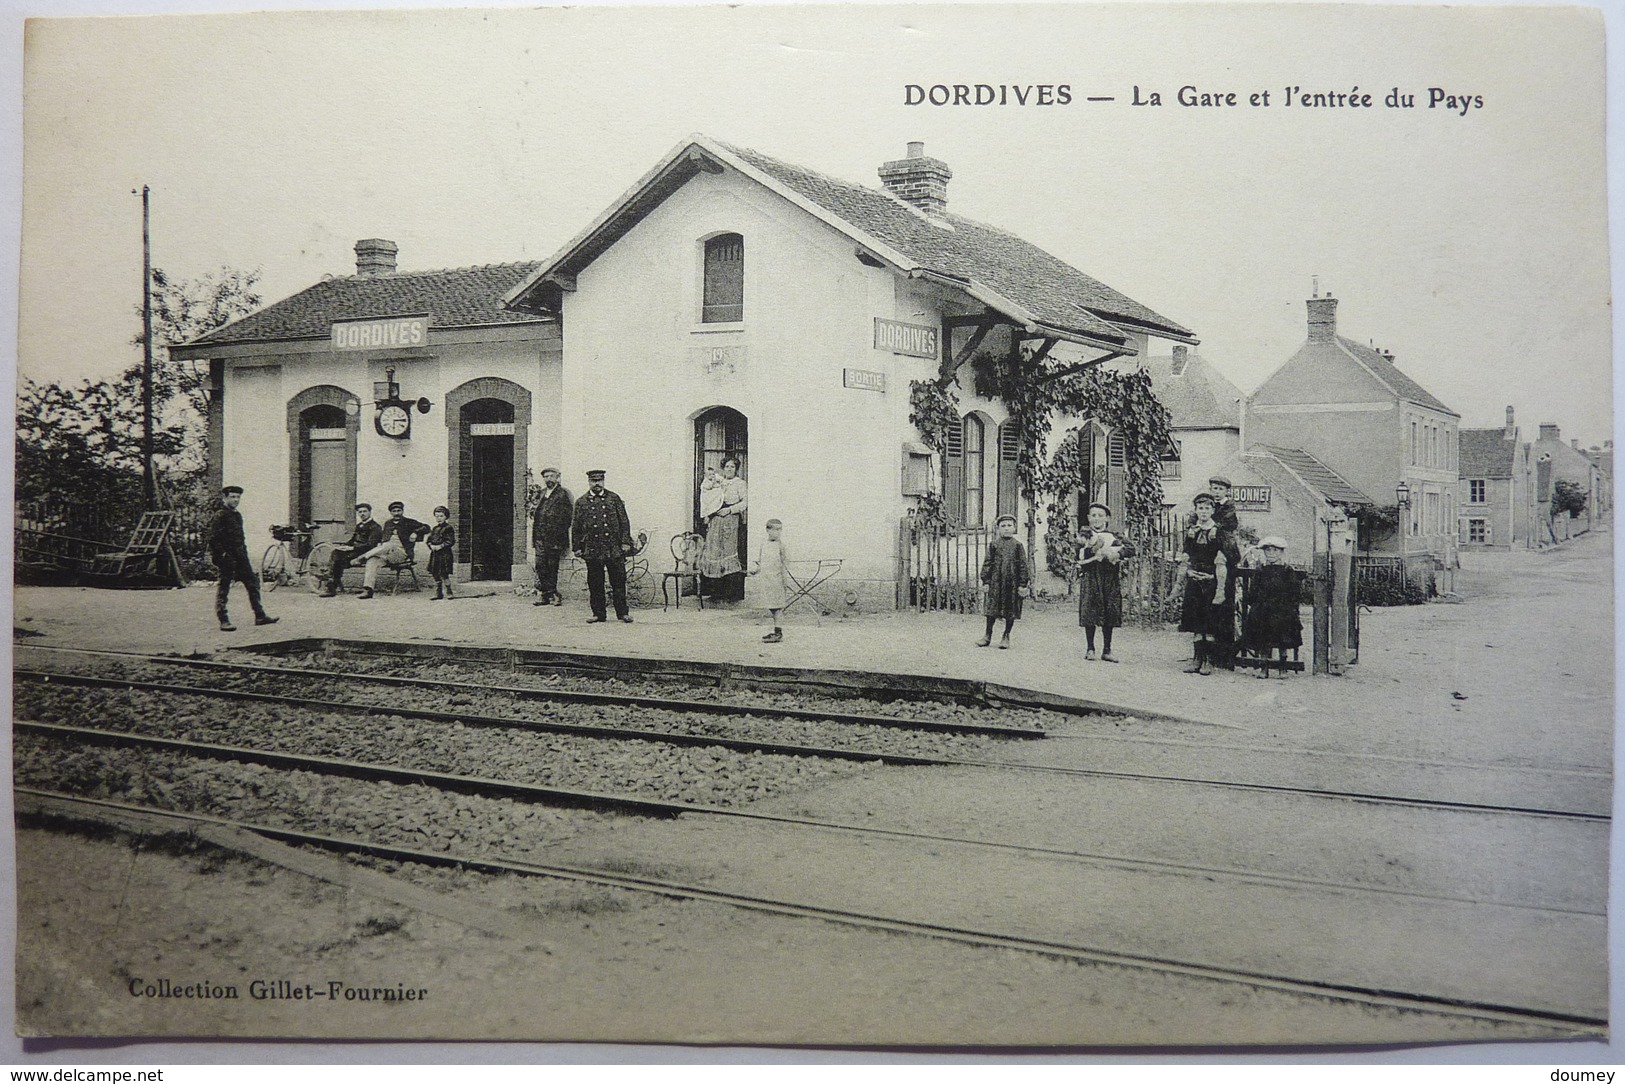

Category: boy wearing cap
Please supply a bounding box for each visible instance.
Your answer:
[572,469,635,623]
[1207,475,1240,536]
[207,485,277,632]
[322,502,384,597]
[1241,536,1302,677]
[530,467,573,606]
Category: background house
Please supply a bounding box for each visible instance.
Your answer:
[1457,407,1525,550]
[1246,287,1459,573]
[1134,345,1244,511]
[1531,422,1604,542]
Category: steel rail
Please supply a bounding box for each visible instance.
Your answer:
[14,787,1606,1035]
[14,670,952,766]
[14,719,1604,916]
[13,647,1044,738]
[18,667,1609,823]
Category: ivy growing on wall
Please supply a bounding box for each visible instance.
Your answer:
[907,378,960,524]
[969,348,1173,582]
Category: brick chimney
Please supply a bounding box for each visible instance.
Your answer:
[1504,405,1516,441]
[1539,423,1561,443]
[355,238,398,276]
[1171,344,1189,376]
[1572,438,1580,450]
[878,142,952,217]
[1306,279,1338,343]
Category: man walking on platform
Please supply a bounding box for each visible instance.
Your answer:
[531,466,572,606]
[208,485,277,632]
[571,469,635,624]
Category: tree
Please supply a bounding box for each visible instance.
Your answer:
[17,265,262,503]
[1553,479,1589,519]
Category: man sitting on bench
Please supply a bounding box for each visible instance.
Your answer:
[322,502,384,597]
[353,500,428,600]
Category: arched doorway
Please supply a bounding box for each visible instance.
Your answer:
[465,398,515,580]
[446,378,532,581]
[694,406,748,600]
[286,386,360,546]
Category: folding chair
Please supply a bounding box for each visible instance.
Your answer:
[783,559,843,614]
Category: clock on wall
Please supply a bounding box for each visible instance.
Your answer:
[375,400,412,439]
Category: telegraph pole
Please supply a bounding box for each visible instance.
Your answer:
[140,184,154,508]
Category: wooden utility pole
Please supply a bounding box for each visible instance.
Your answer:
[140,184,155,509]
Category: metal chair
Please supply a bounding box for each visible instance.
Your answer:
[662,532,705,610]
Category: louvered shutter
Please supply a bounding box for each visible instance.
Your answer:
[943,421,965,526]
[996,423,1020,518]
[1106,431,1127,520]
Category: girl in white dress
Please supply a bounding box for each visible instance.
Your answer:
[749,518,790,643]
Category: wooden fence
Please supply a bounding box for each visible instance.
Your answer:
[896,520,992,614]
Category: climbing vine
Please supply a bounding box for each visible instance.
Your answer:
[907,378,960,525]
[970,348,1173,582]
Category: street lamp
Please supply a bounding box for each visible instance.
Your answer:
[1395,481,1411,509]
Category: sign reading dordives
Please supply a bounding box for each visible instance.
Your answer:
[331,316,430,351]
[874,318,938,359]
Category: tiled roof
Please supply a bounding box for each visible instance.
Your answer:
[186,261,547,347]
[1137,353,1243,429]
[1259,445,1374,506]
[721,141,1192,343]
[1338,337,1456,415]
[1459,428,1517,479]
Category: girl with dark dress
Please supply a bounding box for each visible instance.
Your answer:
[1178,492,1238,675]
[1076,502,1132,662]
[426,505,456,600]
[978,514,1030,650]
[1242,535,1303,677]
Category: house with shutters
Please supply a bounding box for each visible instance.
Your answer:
[1457,408,1527,549]
[503,136,1195,607]
[1245,287,1459,566]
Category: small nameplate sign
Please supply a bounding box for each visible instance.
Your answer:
[843,368,887,392]
[470,423,515,437]
[307,427,348,441]
[1234,485,1272,510]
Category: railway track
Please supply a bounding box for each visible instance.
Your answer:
[14,788,1606,1037]
[14,650,1607,822]
[15,643,1605,1029]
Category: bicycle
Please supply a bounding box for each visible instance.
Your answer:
[262,524,337,593]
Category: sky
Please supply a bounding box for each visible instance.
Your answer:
[9,3,1614,446]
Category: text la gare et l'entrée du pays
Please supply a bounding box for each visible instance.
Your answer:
[903,83,1485,115]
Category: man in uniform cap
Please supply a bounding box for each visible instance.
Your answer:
[571,469,635,623]
[530,467,573,606]
[207,485,277,632]
[351,500,428,600]
[322,501,385,597]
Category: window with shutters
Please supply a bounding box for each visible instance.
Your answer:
[962,414,985,527]
[701,233,744,323]
[943,418,965,525]
[1468,518,1488,544]
[996,423,1020,518]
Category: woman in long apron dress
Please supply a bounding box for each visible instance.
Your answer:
[699,457,747,601]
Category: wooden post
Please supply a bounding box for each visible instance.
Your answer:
[1327,515,1355,675]
[1312,552,1330,675]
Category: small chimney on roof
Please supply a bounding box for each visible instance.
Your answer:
[1539,423,1561,443]
[1504,405,1516,441]
[878,142,952,217]
[1306,280,1338,344]
[1171,344,1189,376]
[355,238,398,276]
[1572,438,1580,450]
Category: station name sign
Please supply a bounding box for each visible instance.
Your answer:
[874,318,939,359]
[332,316,430,351]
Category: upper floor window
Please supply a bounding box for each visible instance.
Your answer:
[1468,479,1486,503]
[702,233,744,323]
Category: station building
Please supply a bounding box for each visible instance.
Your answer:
[178,136,1196,606]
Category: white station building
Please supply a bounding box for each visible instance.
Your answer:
[177,137,1196,607]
